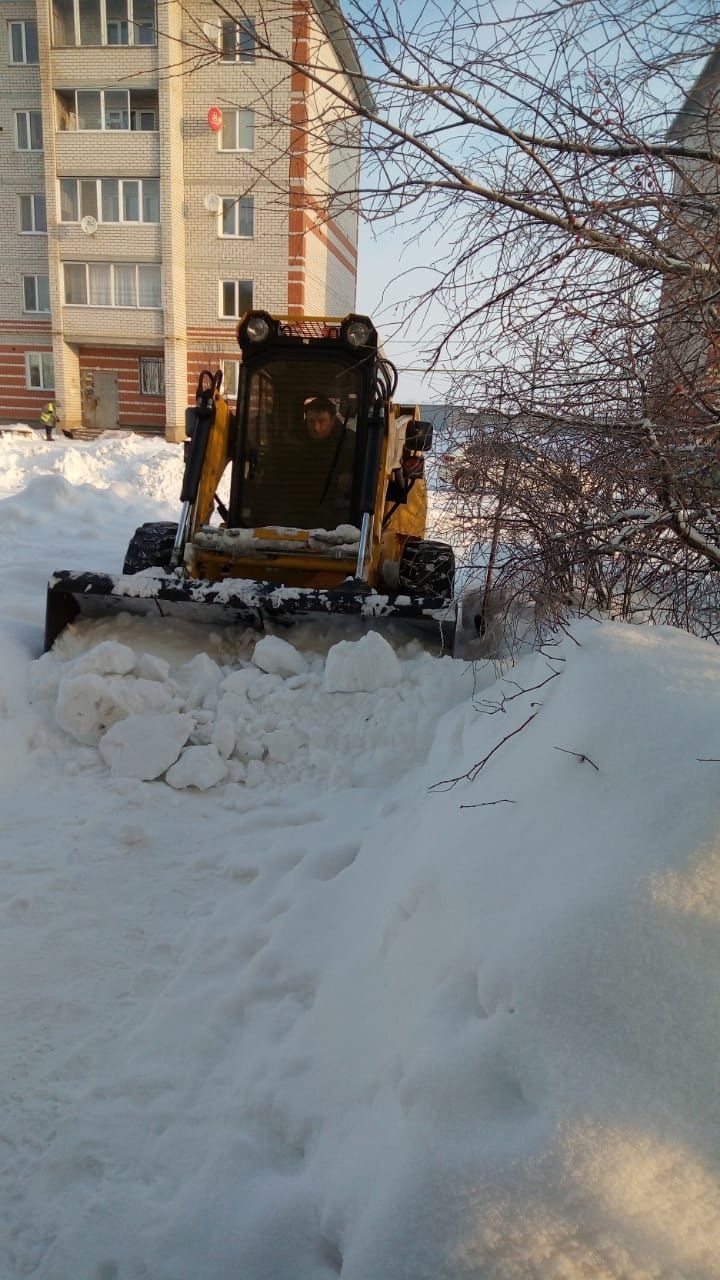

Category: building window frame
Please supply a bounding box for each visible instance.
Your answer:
[218,16,256,63]
[139,355,165,395]
[9,20,39,64]
[19,194,47,234]
[23,274,50,313]
[63,261,162,309]
[59,177,160,224]
[26,351,55,390]
[57,89,157,133]
[52,0,156,47]
[219,279,254,319]
[219,108,255,152]
[219,195,254,239]
[220,360,241,398]
[15,110,43,151]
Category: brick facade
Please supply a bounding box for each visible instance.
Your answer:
[0,0,368,439]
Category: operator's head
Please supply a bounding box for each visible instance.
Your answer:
[304,395,337,440]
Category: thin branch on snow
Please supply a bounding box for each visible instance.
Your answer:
[553,746,600,771]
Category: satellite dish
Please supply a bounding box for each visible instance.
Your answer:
[80,215,98,235]
[204,192,221,213]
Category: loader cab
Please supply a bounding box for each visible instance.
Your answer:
[229,313,381,532]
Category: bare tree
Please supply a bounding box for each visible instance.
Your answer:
[176,0,720,636]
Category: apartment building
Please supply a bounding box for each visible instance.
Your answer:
[651,48,720,418]
[0,0,370,439]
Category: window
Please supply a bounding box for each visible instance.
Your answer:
[15,110,43,150]
[63,263,87,304]
[220,109,254,152]
[63,261,162,308]
[139,356,164,395]
[9,20,38,63]
[220,195,254,238]
[219,279,253,318]
[52,0,156,46]
[19,194,47,234]
[221,360,240,398]
[23,275,50,313]
[56,89,157,132]
[219,17,255,63]
[26,351,54,390]
[60,177,159,224]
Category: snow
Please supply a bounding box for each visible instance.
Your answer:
[1,433,720,1277]
[99,711,194,779]
[252,634,309,677]
[324,629,402,692]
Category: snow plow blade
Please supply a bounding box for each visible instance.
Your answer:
[44,570,457,652]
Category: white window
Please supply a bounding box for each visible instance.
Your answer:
[15,110,43,150]
[59,178,159,224]
[26,351,54,389]
[221,360,240,398]
[139,356,164,395]
[220,109,254,152]
[19,194,47,234]
[9,20,39,64]
[219,195,254,238]
[219,279,253,319]
[63,262,162,309]
[219,17,255,63]
[57,90,157,132]
[52,0,155,47]
[23,275,50,313]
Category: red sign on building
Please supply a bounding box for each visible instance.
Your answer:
[207,106,223,133]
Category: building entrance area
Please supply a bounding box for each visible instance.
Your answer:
[82,370,119,432]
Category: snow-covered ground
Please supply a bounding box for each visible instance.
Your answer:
[3,433,720,1279]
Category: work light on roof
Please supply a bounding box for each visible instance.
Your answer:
[245,314,271,344]
[343,317,374,348]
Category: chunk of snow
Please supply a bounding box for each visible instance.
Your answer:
[324,630,402,693]
[251,635,309,678]
[99,711,194,780]
[212,717,236,759]
[176,653,222,709]
[55,673,178,745]
[222,667,270,696]
[55,673,133,745]
[69,640,136,677]
[166,744,228,790]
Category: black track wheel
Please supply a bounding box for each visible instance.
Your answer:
[122,522,178,574]
[397,537,455,599]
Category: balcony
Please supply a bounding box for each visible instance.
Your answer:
[54,131,160,176]
[62,305,164,343]
[52,45,158,84]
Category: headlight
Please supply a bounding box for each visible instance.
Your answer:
[245,315,270,344]
[237,310,275,353]
[343,317,374,348]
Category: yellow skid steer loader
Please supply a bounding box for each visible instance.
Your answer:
[44,313,456,649]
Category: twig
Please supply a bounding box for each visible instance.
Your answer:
[555,620,583,646]
[553,745,600,771]
[460,799,517,808]
[474,666,561,714]
[430,711,539,792]
[697,757,720,762]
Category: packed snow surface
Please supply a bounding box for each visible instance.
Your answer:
[2,433,720,1278]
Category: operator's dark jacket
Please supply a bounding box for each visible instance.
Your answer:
[251,418,356,531]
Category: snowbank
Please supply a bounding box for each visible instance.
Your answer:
[3,436,720,1279]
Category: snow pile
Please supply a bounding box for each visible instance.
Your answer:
[3,435,720,1279]
[29,623,467,791]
